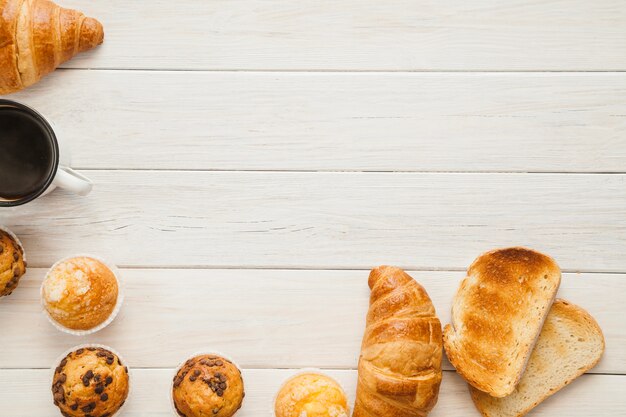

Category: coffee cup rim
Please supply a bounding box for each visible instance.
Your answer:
[0,99,60,207]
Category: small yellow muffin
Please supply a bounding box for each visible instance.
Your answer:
[42,256,118,331]
[275,373,349,417]
[0,229,26,297]
[52,347,129,417]
[173,354,245,417]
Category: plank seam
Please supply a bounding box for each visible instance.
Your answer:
[1,368,623,376]
[72,168,626,174]
[56,68,626,74]
[19,265,626,275]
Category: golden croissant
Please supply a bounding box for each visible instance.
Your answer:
[353,266,442,417]
[0,0,103,94]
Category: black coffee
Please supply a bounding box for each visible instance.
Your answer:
[0,108,56,201]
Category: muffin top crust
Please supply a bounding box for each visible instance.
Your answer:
[52,347,129,417]
[173,354,245,417]
[42,256,118,331]
[0,229,26,297]
[275,373,349,417]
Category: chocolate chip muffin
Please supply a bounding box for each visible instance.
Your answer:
[0,229,26,297]
[274,373,349,417]
[42,256,119,331]
[173,354,245,417]
[52,347,129,417]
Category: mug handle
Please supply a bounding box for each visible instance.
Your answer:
[53,167,93,196]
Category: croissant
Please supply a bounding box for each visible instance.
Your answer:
[353,266,442,417]
[0,0,103,94]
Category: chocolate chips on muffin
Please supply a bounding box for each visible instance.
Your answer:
[52,346,129,417]
[0,229,26,297]
[172,354,244,417]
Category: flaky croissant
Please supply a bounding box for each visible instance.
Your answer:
[0,0,103,94]
[353,266,442,417]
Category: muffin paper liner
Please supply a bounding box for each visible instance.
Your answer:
[41,254,124,336]
[272,368,351,417]
[170,350,244,417]
[50,343,131,417]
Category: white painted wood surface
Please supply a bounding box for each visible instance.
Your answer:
[0,269,623,373]
[55,0,626,71]
[1,370,623,417]
[1,0,625,416]
[3,171,626,271]
[10,71,626,172]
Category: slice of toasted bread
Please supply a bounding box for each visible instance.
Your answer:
[443,247,561,397]
[470,299,605,417]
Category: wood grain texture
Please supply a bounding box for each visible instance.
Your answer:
[52,0,626,71]
[1,171,625,271]
[1,1,623,416]
[8,71,626,172]
[0,369,623,417]
[0,269,621,372]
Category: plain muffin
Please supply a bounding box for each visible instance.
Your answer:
[42,256,118,331]
[0,229,26,297]
[52,346,129,417]
[275,373,349,417]
[173,354,244,417]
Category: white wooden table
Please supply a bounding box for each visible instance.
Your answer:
[2,1,626,416]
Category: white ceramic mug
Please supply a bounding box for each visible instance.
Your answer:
[0,100,92,207]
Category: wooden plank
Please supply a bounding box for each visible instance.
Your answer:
[53,0,626,71]
[10,71,626,172]
[0,269,622,372]
[1,171,625,272]
[0,369,622,417]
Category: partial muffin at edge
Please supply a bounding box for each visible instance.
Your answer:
[52,347,129,417]
[173,354,245,417]
[42,256,118,330]
[275,373,349,417]
[0,229,26,297]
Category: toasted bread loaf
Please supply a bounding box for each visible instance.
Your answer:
[470,299,605,417]
[443,247,561,397]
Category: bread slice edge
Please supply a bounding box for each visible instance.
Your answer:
[444,247,561,397]
[469,299,605,417]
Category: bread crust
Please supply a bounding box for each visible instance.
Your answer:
[443,247,561,397]
[0,0,24,94]
[469,299,605,417]
[0,0,103,94]
[353,266,442,417]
